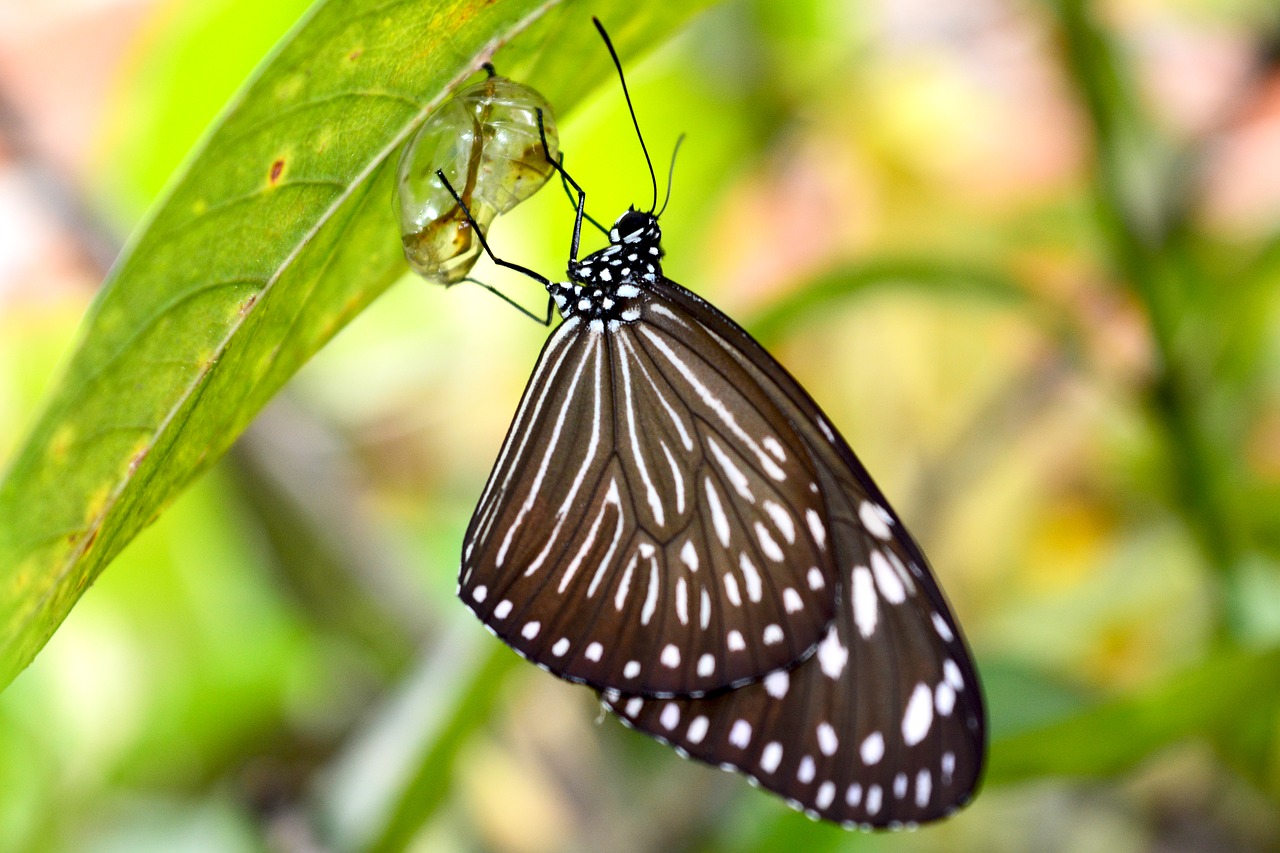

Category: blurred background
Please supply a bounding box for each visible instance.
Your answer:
[2,0,1280,850]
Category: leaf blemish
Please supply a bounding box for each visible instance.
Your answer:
[349,48,363,61]
[269,159,285,184]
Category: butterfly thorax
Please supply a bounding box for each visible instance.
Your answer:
[548,209,664,332]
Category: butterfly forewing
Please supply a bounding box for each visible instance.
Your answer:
[461,306,843,696]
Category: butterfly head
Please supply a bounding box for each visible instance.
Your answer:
[609,208,663,257]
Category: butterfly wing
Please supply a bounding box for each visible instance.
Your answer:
[461,313,842,696]
[602,279,986,826]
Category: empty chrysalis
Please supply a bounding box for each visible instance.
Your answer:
[396,67,560,284]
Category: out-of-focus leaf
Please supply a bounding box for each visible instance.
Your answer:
[312,618,519,852]
[0,0,721,690]
[980,657,1091,741]
[745,257,1063,349]
[986,645,1280,787]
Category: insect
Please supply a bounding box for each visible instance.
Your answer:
[396,65,560,287]
[446,19,986,829]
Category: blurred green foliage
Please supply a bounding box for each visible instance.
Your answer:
[1,0,1280,850]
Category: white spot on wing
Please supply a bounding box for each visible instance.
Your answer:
[916,769,932,808]
[614,553,638,611]
[494,600,512,619]
[676,577,689,625]
[552,638,570,657]
[704,478,731,547]
[640,554,660,625]
[659,441,686,514]
[932,612,954,641]
[578,480,626,596]
[764,670,790,698]
[661,644,681,668]
[816,781,836,810]
[852,566,878,638]
[738,553,763,602]
[660,703,680,730]
[859,500,893,540]
[805,509,827,550]
[687,715,709,744]
[729,719,752,748]
[624,697,643,717]
[521,621,540,640]
[860,732,884,765]
[724,573,742,606]
[763,624,784,645]
[707,436,754,502]
[472,585,487,603]
[903,682,934,746]
[697,653,715,677]
[944,658,964,689]
[783,587,803,613]
[817,722,838,756]
[936,682,956,716]
[797,756,816,784]
[585,642,603,661]
[816,628,847,679]
[727,630,746,651]
[680,540,699,571]
[760,741,783,773]
[870,550,906,604]
[807,567,824,590]
[763,501,796,543]
[754,522,785,562]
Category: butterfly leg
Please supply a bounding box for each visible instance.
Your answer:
[536,107,587,263]
[459,277,553,326]
[435,168,551,286]
[554,151,608,237]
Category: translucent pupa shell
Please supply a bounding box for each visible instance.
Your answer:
[396,72,560,284]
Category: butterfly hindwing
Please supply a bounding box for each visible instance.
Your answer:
[461,308,843,697]
[601,278,986,826]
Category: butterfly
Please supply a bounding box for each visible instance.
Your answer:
[444,18,986,829]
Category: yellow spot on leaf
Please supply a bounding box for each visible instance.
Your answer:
[47,424,76,462]
[83,485,112,525]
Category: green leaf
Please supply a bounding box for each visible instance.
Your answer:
[743,257,1065,350]
[986,645,1280,788]
[0,0,719,690]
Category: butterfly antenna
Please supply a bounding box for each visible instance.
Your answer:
[593,18,658,214]
[656,133,685,218]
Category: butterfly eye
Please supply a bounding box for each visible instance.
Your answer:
[396,73,560,284]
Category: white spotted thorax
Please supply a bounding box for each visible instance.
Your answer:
[548,208,664,333]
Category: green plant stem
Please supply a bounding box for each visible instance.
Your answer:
[1054,0,1243,640]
